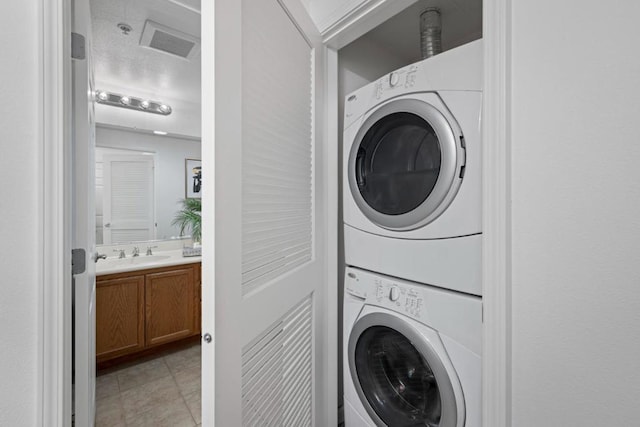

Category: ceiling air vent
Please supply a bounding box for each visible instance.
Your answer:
[139,20,200,60]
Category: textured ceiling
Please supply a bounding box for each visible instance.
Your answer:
[361,0,482,63]
[90,0,201,102]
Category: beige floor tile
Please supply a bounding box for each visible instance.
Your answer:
[95,372,119,401]
[116,357,172,392]
[121,376,183,423]
[165,345,201,375]
[95,394,125,427]
[183,390,201,424]
[125,398,196,427]
[173,365,201,397]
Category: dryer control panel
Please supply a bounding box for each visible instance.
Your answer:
[374,65,420,99]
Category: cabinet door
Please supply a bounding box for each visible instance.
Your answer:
[96,275,145,361]
[145,267,196,347]
[195,263,201,335]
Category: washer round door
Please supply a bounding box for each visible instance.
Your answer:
[348,312,463,427]
[348,98,464,231]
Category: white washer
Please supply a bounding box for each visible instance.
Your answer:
[343,267,481,427]
[343,40,483,295]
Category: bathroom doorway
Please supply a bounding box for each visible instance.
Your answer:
[71,0,203,424]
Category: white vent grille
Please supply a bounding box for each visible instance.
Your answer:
[242,296,313,427]
[140,20,200,60]
[241,0,314,295]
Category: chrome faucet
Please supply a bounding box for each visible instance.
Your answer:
[132,247,140,257]
[113,249,126,259]
[146,245,158,256]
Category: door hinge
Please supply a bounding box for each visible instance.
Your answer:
[72,248,86,275]
[71,32,86,60]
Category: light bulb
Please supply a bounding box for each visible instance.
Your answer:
[97,91,108,101]
[120,96,130,105]
[159,104,170,113]
[140,100,150,109]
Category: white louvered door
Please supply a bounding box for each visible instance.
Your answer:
[202,0,335,425]
[102,154,155,244]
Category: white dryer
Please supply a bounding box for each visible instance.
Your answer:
[343,40,482,295]
[343,267,481,427]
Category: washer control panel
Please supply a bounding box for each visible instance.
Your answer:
[373,276,425,319]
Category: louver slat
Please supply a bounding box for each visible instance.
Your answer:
[241,0,313,295]
[241,296,313,426]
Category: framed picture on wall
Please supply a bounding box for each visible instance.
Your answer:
[185,159,202,199]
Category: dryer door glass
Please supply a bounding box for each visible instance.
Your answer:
[354,325,442,426]
[356,112,441,215]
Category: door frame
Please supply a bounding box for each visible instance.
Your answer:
[481,0,513,425]
[41,0,72,425]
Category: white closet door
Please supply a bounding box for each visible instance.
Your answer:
[203,0,335,425]
[102,154,155,244]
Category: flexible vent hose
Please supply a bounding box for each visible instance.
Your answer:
[420,8,442,59]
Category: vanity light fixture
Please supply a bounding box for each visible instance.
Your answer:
[94,90,172,116]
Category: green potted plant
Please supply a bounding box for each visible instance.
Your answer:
[172,198,202,243]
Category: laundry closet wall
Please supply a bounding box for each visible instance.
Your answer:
[509,0,640,424]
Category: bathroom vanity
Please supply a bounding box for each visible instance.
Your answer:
[95,251,201,367]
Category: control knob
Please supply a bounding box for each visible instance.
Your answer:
[389,286,400,302]
[389,72,400,87]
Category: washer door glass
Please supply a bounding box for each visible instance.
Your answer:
[354,326,442,426]
[356,112,442,216]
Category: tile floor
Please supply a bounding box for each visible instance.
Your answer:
[95,343,201,427]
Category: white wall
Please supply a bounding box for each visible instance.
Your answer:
[0,2,41,426]
[95,126,201,241]
[510,1,640,424]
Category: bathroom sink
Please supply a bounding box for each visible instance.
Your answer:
[100,255,171,268]
[131,255,171,264]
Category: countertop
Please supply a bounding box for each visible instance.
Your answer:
[96,249,201,276]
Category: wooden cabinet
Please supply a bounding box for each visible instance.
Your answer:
[145,267,196,347]
[96,262,201,364]
[96,275,145,361]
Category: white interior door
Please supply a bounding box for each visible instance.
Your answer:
[71,0,96,425]
[102,154,155,244]
[202,0,336,425]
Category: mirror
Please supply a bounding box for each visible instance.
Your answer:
[95,125,201,245]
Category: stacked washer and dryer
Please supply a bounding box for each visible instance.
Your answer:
[342,39,483,426]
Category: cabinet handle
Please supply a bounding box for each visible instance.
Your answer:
[203,333,213,344]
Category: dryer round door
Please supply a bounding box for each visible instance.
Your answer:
[348,312,463,427]
[348,98,464,231]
